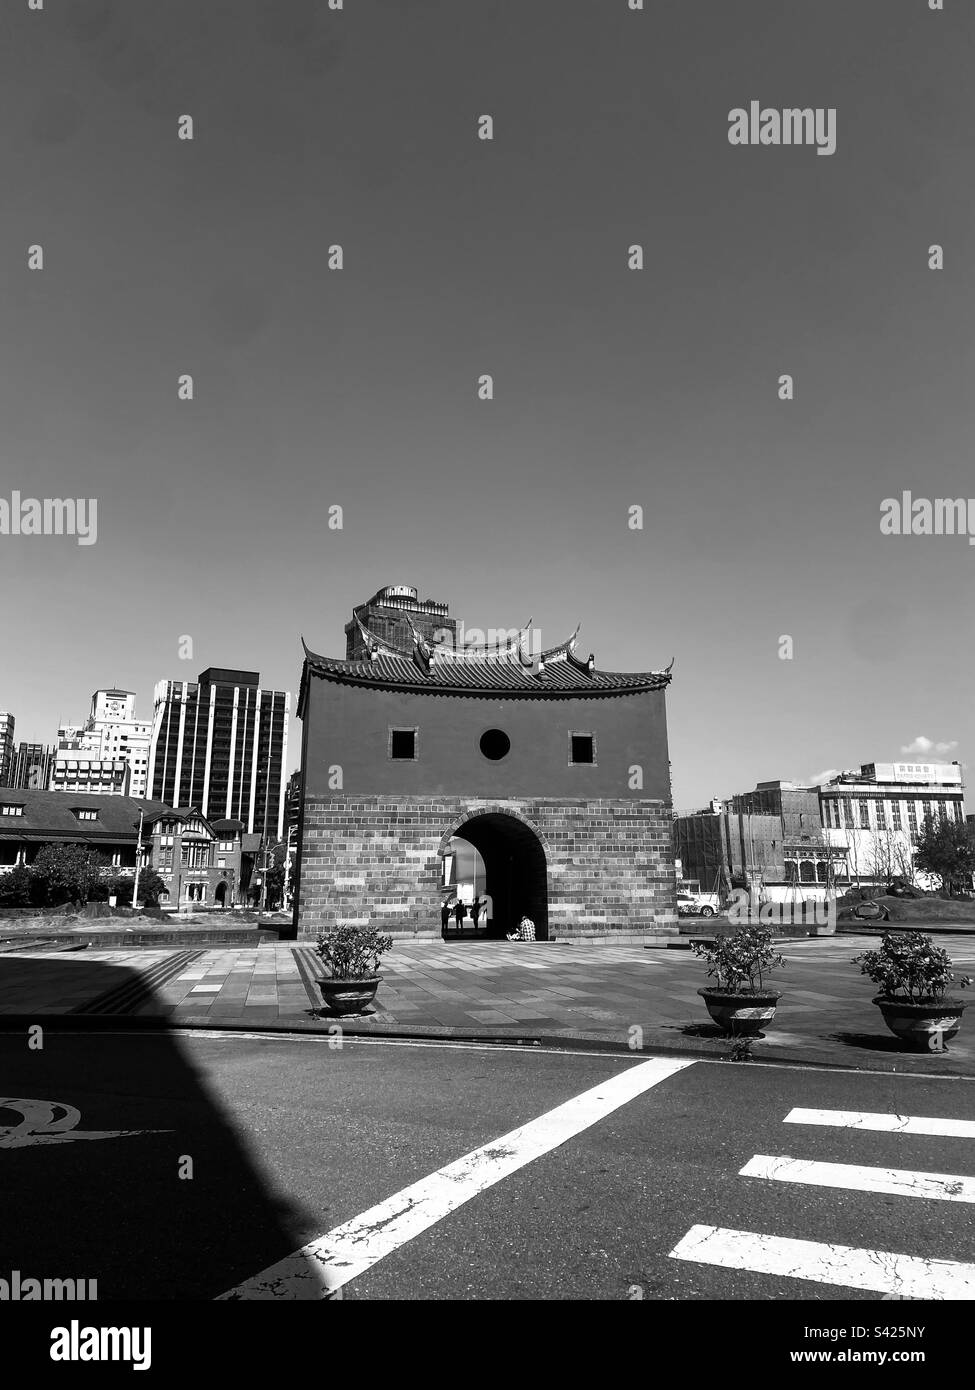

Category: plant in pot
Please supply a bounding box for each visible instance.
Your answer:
[692,925,785,1037]
[315,922,393,1017]
[852,931,972,1052]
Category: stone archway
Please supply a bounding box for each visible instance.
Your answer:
[439,809,549,940]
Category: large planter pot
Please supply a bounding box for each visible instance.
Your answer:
[318,975,381,1016]
[873,996,966,1052]
[698,988,782,1037]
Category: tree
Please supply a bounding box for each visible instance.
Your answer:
[135,869,166,908]
[31,843,108,906]
[0,864,39,908]
[264,864,286,910]
[914,815,975,897]
[101,870,166,908]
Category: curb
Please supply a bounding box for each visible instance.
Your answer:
[1,1011,971,1077]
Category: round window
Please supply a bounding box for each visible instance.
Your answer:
[479,729,511,761]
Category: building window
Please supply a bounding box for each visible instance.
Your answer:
[569,733,595,765]
[0,805,24,817]
[75,808,98,822]
[479,729,511,761]
[891,801,901,830]
[389,728,417,761]
[875,800,887,830]
[858,800,870,829]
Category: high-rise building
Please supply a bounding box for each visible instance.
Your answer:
[46,690,152,798]
[345,585,457,660]
[147,668,290,840]
[81,690,152,797]
[0,713,14,786]
[8,742,55,790]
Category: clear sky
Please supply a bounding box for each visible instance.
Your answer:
[1,0,972,806]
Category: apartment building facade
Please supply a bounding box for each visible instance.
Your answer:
[147,668,290,841]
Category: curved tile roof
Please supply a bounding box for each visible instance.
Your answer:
[300,637,673,699]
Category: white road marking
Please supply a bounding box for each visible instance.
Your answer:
[217,1055,695,1300]
[669,1225,975,1299]
[740,1154,975,1202]
[0,1098,170,1148]
[785,1107,975,1138]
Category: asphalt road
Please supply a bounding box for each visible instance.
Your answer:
[1,1031,973,1300]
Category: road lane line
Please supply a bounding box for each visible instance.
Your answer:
[217,1055,695,1300]
[740,1155,975,1202]
[669,1225,975,1299]
[785,1107,975,1138]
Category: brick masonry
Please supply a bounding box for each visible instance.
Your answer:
[295,796,677,940]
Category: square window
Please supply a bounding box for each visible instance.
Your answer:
[570,733,595,765]
[390,728,417,760]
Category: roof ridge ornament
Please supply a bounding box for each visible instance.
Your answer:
[403,613,433,673]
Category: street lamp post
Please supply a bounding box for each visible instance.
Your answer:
[131,809,145,910]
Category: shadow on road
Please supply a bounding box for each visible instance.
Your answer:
[827,1029,918,1054]
[0,955,325,1300]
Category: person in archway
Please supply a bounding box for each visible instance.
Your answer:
[470,895,482,932]
[441,896,452,932]
[453,897,466,932]
[507,914,535,942]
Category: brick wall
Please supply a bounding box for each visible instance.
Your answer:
[295,796,677,940]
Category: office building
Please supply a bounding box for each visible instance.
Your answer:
[148,668,290,841]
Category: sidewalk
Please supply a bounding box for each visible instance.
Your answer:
[1,936,973,1076]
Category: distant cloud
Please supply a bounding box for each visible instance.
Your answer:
[808,768,839,786]
[900,735,958,756]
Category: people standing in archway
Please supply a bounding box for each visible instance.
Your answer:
[453,898,467,932]
[441,896,452,931]
[470,896,482,932]
[507,914,535,942]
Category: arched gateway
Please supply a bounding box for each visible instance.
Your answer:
[441,809,549,939]
[292,585,678,943]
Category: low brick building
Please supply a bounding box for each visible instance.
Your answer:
[143,808,243,909]
[293,589,677,942]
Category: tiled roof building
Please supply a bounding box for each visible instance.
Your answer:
[0,790,169,870]
[293,588,678,942]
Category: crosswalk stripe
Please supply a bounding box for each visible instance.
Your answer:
[216,1055,696,1300]
[740,1154,975,1202]
[669,1225,975,1299]
[785,1107,975,1138]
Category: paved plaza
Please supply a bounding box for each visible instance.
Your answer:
[1,935,974,1075]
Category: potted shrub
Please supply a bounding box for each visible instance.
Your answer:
[692,925,784,1036]
[852,931,972,1052]
[315,922,393,1016]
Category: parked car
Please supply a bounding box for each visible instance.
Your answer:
[676,890,720,919]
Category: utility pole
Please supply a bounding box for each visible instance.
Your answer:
[131,808,145,910]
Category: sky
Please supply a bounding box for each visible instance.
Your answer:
[0,0,972,807]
